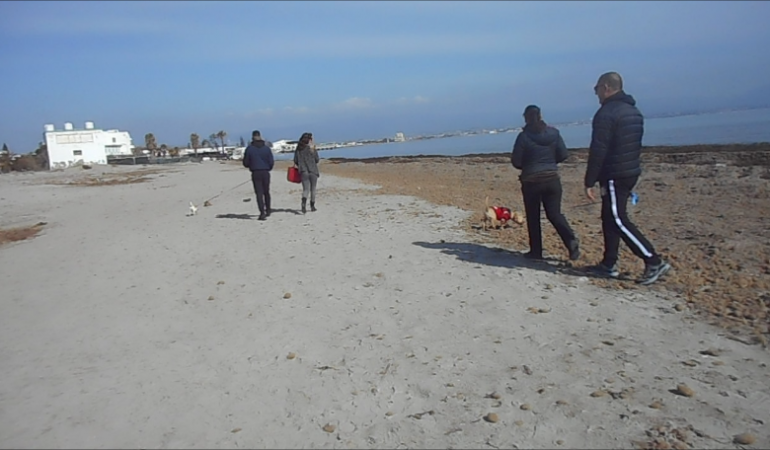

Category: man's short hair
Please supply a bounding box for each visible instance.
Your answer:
[598,72,623,91]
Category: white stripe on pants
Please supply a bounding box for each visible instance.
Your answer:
[608,179,653,258]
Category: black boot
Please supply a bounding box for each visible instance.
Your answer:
[301,197,307,214]
[568,239,580,261]
[310,201,316,212]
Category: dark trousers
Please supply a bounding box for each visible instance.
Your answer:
[251,170,271,215]
[599,176,660,266]
[521,178,576,256]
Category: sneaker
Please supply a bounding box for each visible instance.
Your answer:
[265,209,272,217]
[637,261,671,285]
[523,251,543,260]
[586,262,619,278]
[257,213,267,221]
[568,241,580,261]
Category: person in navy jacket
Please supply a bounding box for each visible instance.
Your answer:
[243,130,275,221]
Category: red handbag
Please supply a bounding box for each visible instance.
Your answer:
[287,166,302,183]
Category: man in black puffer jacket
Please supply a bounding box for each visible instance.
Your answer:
[584,72,671,285]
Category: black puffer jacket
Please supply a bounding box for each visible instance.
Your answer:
[511,126,569,181]
[584,91,644,187]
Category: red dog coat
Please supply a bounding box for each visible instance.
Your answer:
[492,206,511,223]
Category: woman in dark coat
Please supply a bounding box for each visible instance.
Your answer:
[293,132,320,214]
[511,105,580,261]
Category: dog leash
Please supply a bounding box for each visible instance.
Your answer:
[202,179,251,206]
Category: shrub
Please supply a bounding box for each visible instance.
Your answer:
[11,155,46,172]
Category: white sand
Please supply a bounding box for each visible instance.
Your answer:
[0,162,768,449]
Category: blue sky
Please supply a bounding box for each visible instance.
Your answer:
[1,1,769,150]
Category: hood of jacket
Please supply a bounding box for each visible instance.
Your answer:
[523,125,560,146]
[602,90,636,107]
[251,139,266,148]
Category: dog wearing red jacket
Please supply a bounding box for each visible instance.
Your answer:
[482,196,524,231]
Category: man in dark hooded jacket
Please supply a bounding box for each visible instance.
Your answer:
[243,130,274,221]
[584,72,671,285]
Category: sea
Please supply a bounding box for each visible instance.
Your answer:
[275,107,770,161]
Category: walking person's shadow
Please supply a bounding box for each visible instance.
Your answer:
[215,208,303,220]
[412,240,588,278]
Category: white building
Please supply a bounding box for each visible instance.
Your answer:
[43,122,133,169]
[394,132,406,142]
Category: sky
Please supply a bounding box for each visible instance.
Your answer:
[1,0,770,151]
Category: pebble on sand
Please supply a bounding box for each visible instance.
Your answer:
[287,352,297,360]
[283,292,292,299]
[649,399,664,409]
[322,424,336,433]
[483,413,499,423]
[674,384,695,397]
[733,433,756,445]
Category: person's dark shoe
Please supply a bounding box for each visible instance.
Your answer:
[586,262,619,278]
[637,260,672,285]
[568,240,580,261]
[301,198,307,214]
[310,201,316,212]
[257,213,267,221]
[523,251,543,260]
[265,209,271,217]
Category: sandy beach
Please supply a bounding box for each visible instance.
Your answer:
[1,157,768,449]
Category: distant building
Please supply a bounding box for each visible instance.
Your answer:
[43,122,133,169]
[394,132,406,142]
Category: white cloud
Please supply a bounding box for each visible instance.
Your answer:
[392,96,431,106]
[333,97,374,111]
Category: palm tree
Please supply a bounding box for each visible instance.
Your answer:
[239,136,245,147]
[216,130,227,152]
[144,133,157,153]
[208,133,218,152]
[201,139,210,149]
[190,133,200,155]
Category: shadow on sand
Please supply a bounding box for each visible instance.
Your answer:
[413,240,591,279]
[216,213,256,220]
[270,208,303,216]
[215,208,304,220]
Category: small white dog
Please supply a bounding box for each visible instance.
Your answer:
[189,201,198,216]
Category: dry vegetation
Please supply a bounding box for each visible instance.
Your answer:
[43,168,165,187]
[0,222,46,246]
[322,143,770,343]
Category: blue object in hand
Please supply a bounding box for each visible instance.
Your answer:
[630,192,639,205]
